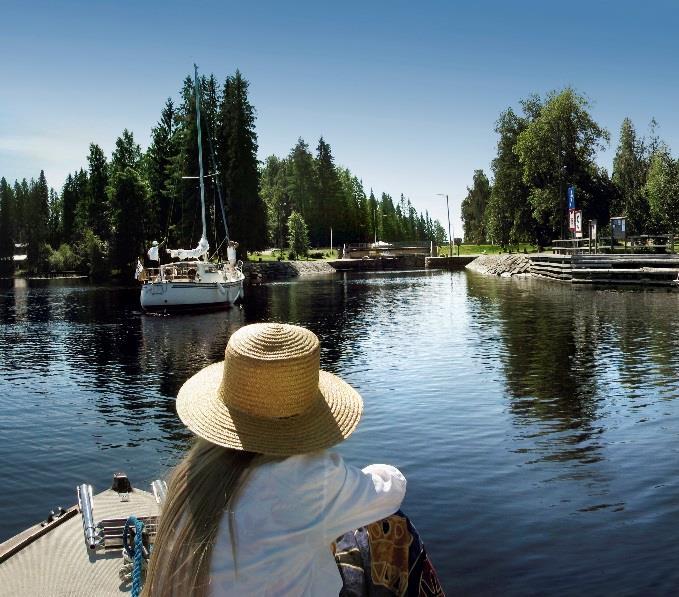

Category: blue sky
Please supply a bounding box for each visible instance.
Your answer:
[2,0,678,237]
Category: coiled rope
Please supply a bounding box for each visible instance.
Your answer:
[123,515,146,597]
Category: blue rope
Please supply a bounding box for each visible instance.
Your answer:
[123,515,145,597]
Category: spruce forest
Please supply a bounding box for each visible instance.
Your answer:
[460,88,679,248]
[0,71,447,278]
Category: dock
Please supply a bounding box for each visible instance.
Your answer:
[531,253,679,286]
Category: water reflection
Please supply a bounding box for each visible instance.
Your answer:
[4,274,679,594]
[466,272,679,472]
[466,275,605,467]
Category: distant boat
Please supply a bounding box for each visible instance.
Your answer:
[138,65,244,312]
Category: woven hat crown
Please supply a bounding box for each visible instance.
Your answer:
[219,323,321,418]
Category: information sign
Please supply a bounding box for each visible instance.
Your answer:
[567,186,576,210]
[569,210,576,232]
[611,217,626,240]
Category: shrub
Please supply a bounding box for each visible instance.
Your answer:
[79,229,110,280]
[48,243,79,272]
[287,211,309,259]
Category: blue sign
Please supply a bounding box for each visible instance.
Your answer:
[567,186,576,210]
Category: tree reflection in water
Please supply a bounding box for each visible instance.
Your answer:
[466,273,679,470]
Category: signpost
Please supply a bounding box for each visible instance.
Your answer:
[611,216,626,251]
[589,219,597,253]
[574,210,583,238]
[567,186,577,240]
[567,186,576,210]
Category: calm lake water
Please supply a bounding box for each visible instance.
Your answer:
[2,271,679,595]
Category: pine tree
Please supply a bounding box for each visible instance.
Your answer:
[461,169,491,243]
[287,138,316,221]
[173,76,201,248]
[217,70,267,256]
[48,188,62,247]
[86,144,110,239]
[61,174,77,244]
[379,193,398,241]
[146,98,179,243]
[612,118,649,234]
[111,129,142,174]
[0,177,14,275]
[26,171,50,271]
[108,130,145,273]
[14,179,29,245]
[367,189,379,242]
[313,137,344,246]
[109,167,148,275]
[71,169,90,240]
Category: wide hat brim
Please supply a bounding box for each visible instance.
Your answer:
[176,362,363,456]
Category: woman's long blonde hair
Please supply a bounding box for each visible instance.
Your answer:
[142,438,258,597]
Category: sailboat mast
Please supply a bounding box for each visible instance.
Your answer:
[193,64,208,254]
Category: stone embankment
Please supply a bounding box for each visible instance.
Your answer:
[243,260,335,284]
[465,254,532,277]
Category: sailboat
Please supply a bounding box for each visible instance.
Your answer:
[139,66,245,312]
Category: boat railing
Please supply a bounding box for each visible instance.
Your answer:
[140,268,161,283]
[77,478,167,553]
[143,261,244,284]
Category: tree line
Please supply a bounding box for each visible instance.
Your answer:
[260,138,447,251]
[0,71,446,278]
[460,88,679,248]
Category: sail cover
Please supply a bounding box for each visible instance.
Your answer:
[167,235,209,260]
[147,243,159,262]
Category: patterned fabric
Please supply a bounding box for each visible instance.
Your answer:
[334,511,445,597]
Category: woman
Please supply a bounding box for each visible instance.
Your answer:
[142,322,407,596]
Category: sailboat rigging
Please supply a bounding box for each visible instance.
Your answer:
[138,65,244,311]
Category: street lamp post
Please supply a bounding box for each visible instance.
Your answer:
[437,193,453,258]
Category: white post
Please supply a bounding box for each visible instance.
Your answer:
[330,227,333,256]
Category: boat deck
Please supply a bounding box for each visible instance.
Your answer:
[0,488,158,596]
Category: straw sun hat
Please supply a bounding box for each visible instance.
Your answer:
[176,323,363,456]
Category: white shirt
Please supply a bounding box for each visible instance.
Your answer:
[208,451,406,596]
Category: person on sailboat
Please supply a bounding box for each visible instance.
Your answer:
[141,323,442,596]
[147,241,160,263]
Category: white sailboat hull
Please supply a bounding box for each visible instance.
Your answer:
[140,261,244,311]
[141,278,243,311]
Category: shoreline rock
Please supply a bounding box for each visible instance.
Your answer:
[465,254,531,277]
[243,260,335,284]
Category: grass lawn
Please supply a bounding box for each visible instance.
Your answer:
[437,243,538,256]
[250,244,542,260]
[248,248,339,262]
